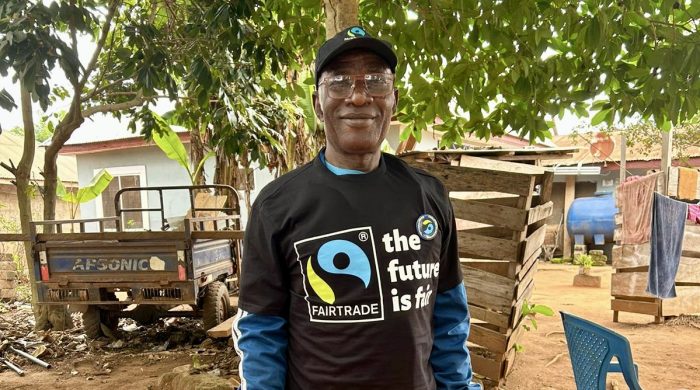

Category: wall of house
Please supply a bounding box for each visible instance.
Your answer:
[75,145,274,231]
[76,145,216,231]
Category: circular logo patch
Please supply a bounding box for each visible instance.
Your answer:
[416,214,438,240]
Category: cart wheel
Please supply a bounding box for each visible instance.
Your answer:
[202,281,232,330]
[129,304,174,325]
[83,306,119,339]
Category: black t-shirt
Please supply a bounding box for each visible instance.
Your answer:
[239,152,463,390]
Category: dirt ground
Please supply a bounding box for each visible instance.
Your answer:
[502,263,700,390]
[1,263,699,389]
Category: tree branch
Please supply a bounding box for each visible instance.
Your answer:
[79,0,120,88]
[82,91,146,117]
[0,160,17,177]
[81,77,129,102]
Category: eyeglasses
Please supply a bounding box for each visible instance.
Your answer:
[319,73,395,99]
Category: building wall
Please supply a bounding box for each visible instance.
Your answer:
[0,183,78,225]
[75,145,274,231]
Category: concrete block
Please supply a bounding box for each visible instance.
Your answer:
[0,279,17,289]
[0,261,16,271]
[0,270,17,280]
[573,274,602,288]
[0,289,17,299]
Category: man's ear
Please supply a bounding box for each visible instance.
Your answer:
[313,90,323,122]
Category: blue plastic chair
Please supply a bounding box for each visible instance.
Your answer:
[560,311,643,390]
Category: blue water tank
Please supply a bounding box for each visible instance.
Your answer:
[566,194,618,245]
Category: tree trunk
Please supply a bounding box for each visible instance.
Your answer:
[324,0,359,38]
[43,100,84,227]
[15,82,38,311]
[191,122,207,186]
[214,153,241,224]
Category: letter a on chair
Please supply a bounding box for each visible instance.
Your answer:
[560,311,643,390]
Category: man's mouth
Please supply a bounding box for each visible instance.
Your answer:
[340,113,376,120]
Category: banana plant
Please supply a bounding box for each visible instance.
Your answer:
[57,169,114,221]
[151,112,214,185]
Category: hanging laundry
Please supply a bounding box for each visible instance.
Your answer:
[689,204,700,224]
[647,193,688,299]
[677,167,699,200]
[616,173,660,244]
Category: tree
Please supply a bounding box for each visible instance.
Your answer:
[7,113,56,142]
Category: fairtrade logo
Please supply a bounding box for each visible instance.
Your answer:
[307,240,371,304]
[347,26,366,38]
[294,227,384,323]
[416,214,438,240]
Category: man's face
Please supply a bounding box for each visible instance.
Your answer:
[314,50,398,157]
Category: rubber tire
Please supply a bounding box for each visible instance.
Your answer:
[83,306,119,339]
[83,306,103,339]
[202,281,232,331]
[129,305,174,325]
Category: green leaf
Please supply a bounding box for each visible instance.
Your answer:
[194,150,216,181]
[591,109,610,126]
[530,305,555,316]
[73,169,113,204]
[151,113,193,180]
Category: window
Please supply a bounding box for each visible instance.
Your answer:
[95,166,148,230]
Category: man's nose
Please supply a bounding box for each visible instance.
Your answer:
[349,81,373,106]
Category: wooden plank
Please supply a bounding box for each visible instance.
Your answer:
[511,279,535,327]
[503,346,519,377]
[610,295,658,302]
[471,354,503,381]
[611,299,660,316]
[450,192,520,207]
[522,225,547,262]
[506,317,527,351]
[458,225,514,239]
[36,232,186,242]
[515,261,538,299]
[461,259,518,279]
[459,155,547,176]
[461,265,515,300]
[408,161,535,196]
[661,286,700,316]
[191,231,245,240]
[536,171,555,204]
[467,287,513,314]
[0,234,30,242]
[517,247,542,281]
[207,316,234,338]
[458,231,519,261]
[469,323,507,353]
[451,198,527,230]
[526,201,553,225]
[469,304,510,330]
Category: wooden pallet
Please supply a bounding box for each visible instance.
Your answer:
[408,154,553,385]
[611,224,700,323]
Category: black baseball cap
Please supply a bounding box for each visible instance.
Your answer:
[315,26,397,86]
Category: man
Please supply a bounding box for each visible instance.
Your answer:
[233,26,481,390]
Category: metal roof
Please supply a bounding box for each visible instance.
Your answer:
[0,133,78,183]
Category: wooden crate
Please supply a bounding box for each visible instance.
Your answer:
[406,154,553,385]
[611,224,700,323]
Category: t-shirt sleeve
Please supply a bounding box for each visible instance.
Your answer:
[437,183,463,293]
[238,201,290,317]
